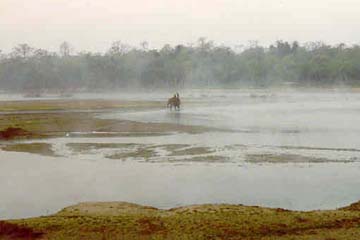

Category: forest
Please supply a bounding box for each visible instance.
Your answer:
[1,38,360,93]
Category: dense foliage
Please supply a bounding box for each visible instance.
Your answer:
[1,39,360,93]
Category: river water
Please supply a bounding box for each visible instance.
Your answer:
[1,89,360,219]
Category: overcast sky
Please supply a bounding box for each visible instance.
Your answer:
[1,0,360,52]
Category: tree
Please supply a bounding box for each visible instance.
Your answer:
[0,49,5,60]
[12,44,33,58]
[1,40,360,92]
[140,41,149,51]
[197,37,214,53]
[107,41,130,56]
[291,41,299,53]
[34,49,51,58]
[59,41,72,57]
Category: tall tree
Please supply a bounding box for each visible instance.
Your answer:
[59,41,72,57]
[12,44,33,58]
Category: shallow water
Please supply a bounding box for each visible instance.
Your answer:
[1,90,360,219]
[2,150,360,219]
[104,90,360,149]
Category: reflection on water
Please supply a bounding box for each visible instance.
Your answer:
[166,111,182,125]
[1,151,360,220]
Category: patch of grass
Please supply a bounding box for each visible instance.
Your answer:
[170,147,215,156]
[169,155,230,163]
[0,99,164,112]
[223,144,247,151]
[150,144,190,152]
[67,143,139,153]
[7,201,360,239]
[0,111,210,141]
[245,153,353,163]
[278,145,360,152]
[106,147,157,160]
[1,143,57,157]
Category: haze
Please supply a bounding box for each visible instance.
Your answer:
[1,0,360,52]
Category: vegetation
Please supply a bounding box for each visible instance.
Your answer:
[107,147,157,160]
[0,100,211,141]
[1,143,56,157]
[0,99,163,112]
[169,146,214,156]
[245,153,354,163]
[0,127,33,140]
[1,39,360,94]
[3,201,360,239]
[66,143,139,153]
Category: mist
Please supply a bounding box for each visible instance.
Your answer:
[2,1,360,238]
[1,39,360,96]
[2,0,360,52]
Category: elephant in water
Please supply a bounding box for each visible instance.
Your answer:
[167,93,181,110]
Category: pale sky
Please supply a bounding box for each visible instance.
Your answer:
[1,0,360,53]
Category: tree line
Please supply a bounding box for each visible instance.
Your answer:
[1,38,360,93]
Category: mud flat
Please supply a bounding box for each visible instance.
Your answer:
[1,143,57,157]
[3,200,360,240]
[0,99,213,141]
[0,99,164,112]
[0,100,216,159]
[245,153,355,163]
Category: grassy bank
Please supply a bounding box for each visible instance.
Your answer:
[3,201,360,240]
[0,99,210,140]
[0,99,163,112]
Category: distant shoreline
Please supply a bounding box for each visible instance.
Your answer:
[2,86,360,96]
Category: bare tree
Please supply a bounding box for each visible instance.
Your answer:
[12,44,33,58]
[59,41,72,57]
[140,41,149,51]
[34,48,51,58]
[197,37,214,52]
[107,41,130,56]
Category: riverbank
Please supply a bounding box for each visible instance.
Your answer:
[0,99,211,141]
[2,97,360,239]
[3,200,360,239]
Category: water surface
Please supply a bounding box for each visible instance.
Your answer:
[1,90,360,219]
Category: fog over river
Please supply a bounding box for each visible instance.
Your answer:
[1,89,360,219]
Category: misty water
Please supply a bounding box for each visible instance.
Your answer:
[1,89,360,219]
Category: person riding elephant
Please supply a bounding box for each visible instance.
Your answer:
[167,93,181,110]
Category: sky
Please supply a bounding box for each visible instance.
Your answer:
[1,0,360,53]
